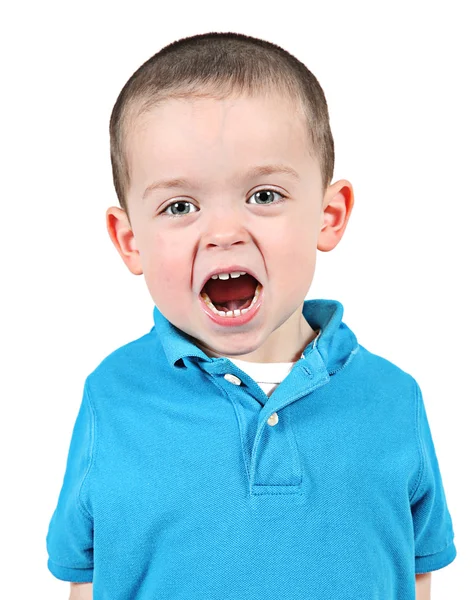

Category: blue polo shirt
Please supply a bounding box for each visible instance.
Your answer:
[46,299,456,599]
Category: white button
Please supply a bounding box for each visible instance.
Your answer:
[267,412,279,426]
[224,373,241,385]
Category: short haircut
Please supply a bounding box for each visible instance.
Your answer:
[109,32,335,215]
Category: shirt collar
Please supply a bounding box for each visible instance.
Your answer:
[152,298,358,374]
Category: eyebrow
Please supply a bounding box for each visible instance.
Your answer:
[141,164,300,200]
[142,178,190,200]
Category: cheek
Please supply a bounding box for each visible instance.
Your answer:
[268,215,318,264]
[136,231,190,298]
[263,216,318,297]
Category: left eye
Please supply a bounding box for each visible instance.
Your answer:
[248,190,285,205]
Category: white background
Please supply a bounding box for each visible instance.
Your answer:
[1,0,470,597]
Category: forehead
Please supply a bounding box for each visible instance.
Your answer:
[126,92,319,195]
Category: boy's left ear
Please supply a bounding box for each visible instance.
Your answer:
[317,179,354,252]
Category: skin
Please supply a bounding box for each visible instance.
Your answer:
[416,572,432,598]
[69,91,431,597]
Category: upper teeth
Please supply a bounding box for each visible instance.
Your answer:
[211,271,247,280]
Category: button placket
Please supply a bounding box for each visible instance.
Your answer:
[202,354,331,495]
[220,371,299,489]
[251,404,302,490]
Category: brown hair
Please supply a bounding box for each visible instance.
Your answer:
[109,32,335,215]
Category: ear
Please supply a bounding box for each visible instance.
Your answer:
[105,206,143,275]
[317,179,354,252]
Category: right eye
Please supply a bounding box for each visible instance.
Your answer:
[161,201,197,218]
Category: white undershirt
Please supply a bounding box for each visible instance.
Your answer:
[226,358,297,397]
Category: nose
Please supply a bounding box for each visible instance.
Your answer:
[201,208,251,250]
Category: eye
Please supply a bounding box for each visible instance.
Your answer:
[248,189,286,205]
[161,201,197,218]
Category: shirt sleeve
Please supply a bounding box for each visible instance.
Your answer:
[46,380,95,582]
[410,383,456,574]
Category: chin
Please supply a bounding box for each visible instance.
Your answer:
[199,337,264,359]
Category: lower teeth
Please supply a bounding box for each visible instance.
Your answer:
[201,284,262,318]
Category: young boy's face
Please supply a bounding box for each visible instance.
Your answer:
[107,91,353,362]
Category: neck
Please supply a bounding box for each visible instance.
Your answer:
[195,313,319,364]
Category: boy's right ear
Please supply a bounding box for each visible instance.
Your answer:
[105,207,143,275]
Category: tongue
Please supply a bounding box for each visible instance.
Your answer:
[203,274,257,311]
[216,297,253,312]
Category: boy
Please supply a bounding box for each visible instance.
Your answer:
[46,32,456,599]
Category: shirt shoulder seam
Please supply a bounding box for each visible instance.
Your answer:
[76,379,96,522]
[409,380,425,503]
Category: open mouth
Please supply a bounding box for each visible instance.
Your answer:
[200,273,263,318]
